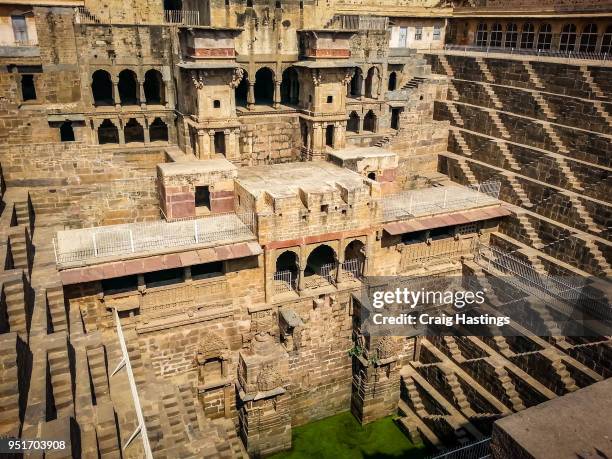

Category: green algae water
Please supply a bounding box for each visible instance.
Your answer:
[268,411,428,459]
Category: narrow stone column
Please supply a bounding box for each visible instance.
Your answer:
[112,79,121,107]
[360,76,366,100]
[143,120,150,144]
[210,130,216,155]
[223,130,230,157]
[273,81,281,108]
[118,120,126,144]
[247,82,255,110]
[163,80,173,108]
[336,241,345,283]
[139,82,146,108]
[197,131,207,159]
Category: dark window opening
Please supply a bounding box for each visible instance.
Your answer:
[325,124,334,147]
[118,69,139,105]
[60,121,75,142]
[326,95,333,103]
[560,24,577,52]
[195,186,211,209]
[367,172,376,180]
[602,25,612,54]
[363,110,376,132]
[321,204,329,213]
[144,268,184,288]
[92,70,113,106]
[149,117,168,142]
[520,23,535,49]
[21,74,36,101]
[98,119,119,144]
[275,1,281,8]
[124,118,144,143]
[388,71,397,91]
[537,24,552,50]
[350,68,362,97]
[214,131,226,155]
[164,0,182,9]
[580,24,598,52]
[102,275,138,295]
[429,226,455,240]
[365,67,378,99]
[391,107,401,130]
[281,67,300,105]
[347,112,359,133]
[276,251,299,281]
[235,71,249,107]
[305,245,336,277]
[505,23,518,48]
[475,23,488,47]
[401,230,426,244]
[490,23,502,47]
[143,69,164,104]
[247,0,253,6]
[191,261,223,280]
[254,67,274,105]
[213,99,221,108]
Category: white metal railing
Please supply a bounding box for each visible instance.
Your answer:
[401,238,474,268]
[442,44,610,62]
[473,241,610,320]
[112,309,153,459]
[427,437,491,459]
[54,212,255,266]
[163,10,200,25]
[341,258,363,281]
[380,181,501,222]
[273,270,296,294]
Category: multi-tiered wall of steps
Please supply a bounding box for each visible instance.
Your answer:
[0,165,248,458]
[426,52,612,279]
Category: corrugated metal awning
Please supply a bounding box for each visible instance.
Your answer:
[383,205,511,235]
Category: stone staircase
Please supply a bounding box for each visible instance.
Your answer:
[46,285,67,333]
[541,122,570,155]
[515,212,544,248]
[583,238,612,277]
[47,344,74,417]
[591,100,612,127]
[443,336,465,363]
[401,76,426,90]
[495,140,520,170]
[532,92,557,120]
[564,193,601,233]
[454,157,478,187]
[162,389,188,444]
[523,62,546,90]
[448,81,460,101]
[2,274,28,336]
[475,57,494,83]
[439,55,455,77]
[482,83,503,109]
[95,401,121,459]
[451,128,472,156]
[504,174,534,208]
[447,103,464,126]
[87,346,109,403]
[13,200,31,229]
[579,66,605,98]
[403,377,428,417]
[0,335,21,435]
[492,364,525,411]
[556,157,584,192]
[530,302,563,337]
[441,368,472,413]
[489,110,511,138]
[178,384,202,435]
[549,358,579,393]
[8,228,29,271]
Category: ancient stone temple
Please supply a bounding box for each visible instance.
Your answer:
[0,0,610,457]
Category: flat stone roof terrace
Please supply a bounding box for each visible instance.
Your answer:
[237,162,368,198]
[54,213,256,269]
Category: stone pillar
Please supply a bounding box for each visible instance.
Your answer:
[197,131,208,159]
[210,130,216,155]
[247,82,255,110]
[118,119,125,144]
[273,80,281,109]
[312,123,322,153]
[143,119,150,144]
[112,78,120,107]
[336,239,345,283]
[227,128,238,160]
[359,116,364,133]
[360,76,366,100]
[163,79,173,108]
[139,81,146,108]
[223,130,230,157]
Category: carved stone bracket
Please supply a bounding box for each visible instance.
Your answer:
[311,69,322,87]
[192,70,205,89]
[229,67,245,89]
